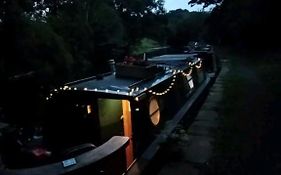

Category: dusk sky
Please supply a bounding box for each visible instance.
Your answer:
[164,0,212,11]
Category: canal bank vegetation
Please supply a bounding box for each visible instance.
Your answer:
[1,0,280,84]
[0,1,209,86]
[203,48,281,175]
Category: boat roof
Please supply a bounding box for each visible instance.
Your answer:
[148,54,197,61]
[147,54,198,68]
[48,54,199,100]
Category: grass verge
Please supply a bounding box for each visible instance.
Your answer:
[203,48,281,175]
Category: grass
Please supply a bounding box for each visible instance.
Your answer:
[203,48,281,175]
[131,38,160,55]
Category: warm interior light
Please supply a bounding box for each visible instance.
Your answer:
[122,100,134,168]
[87,105,92,114]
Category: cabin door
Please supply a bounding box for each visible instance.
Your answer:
[97,99,134,168]
[122,100,134,168]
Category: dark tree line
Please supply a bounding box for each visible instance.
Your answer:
[190,0,281,50]
[166,9,209,48]
[0,0,169,84]
[1,0,280,85]
[1,0,238,87]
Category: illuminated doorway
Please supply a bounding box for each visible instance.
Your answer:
[98,99,134,168]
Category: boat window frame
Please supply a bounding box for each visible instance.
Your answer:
[149,97,160,126]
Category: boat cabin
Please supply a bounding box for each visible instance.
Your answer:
[44,54,205,171]
[0,47,218,175]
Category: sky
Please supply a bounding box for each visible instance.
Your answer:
[164,0,212,12]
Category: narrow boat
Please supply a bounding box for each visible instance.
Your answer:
[0,45,219,174]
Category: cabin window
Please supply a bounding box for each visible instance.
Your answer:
[87,105,92,114]
[186,75,194,89]
[149,98,160,126]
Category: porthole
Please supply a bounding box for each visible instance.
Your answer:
[149,97,160,126]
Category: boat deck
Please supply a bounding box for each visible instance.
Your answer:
[58,54,199,98]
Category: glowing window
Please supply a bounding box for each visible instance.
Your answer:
[188,79,194,89]
[149,98,160,126]
[186,75,194,89]
[87,105,92,114]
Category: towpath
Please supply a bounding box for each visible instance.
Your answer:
[156,60,229,175]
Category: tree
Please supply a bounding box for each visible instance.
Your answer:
[188,0,222,7]
[41,0,126,76]
[189,0,281,49]
[166,9,209,48]
[114,0,166,53]
[0,0,76,84]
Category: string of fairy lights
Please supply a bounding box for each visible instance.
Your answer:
[146,58,202,97]
[46,58,202,101]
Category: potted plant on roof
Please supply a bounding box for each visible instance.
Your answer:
[115,56,159,79]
